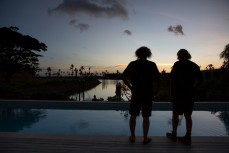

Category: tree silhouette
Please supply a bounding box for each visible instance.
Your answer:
[206,64,214,70]
[74,68,78,77]
[220,43,229,69]
[88,67,91,75]
[0,26,47,82]
[79,66,85,76]
[161,69,166,74]
[46,67,52,77]
[70,64,74,76]
[57,69,62,77]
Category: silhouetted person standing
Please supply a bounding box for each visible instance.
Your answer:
[92,95,98,101]
[122,46,161,144]
[166,49,203,145]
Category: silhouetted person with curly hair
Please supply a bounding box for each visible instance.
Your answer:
[166,49,203,145]
[122,46,161,144]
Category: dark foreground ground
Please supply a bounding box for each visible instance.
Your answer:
[0,133,229,153]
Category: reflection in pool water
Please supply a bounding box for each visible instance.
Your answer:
[70,79,126,101]
[0,109,228,136]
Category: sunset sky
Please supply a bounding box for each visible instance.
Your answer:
[0,0,228,74]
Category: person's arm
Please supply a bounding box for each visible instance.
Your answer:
[170,64,176,102]
[122,75,132,91]
[122,62,133,91]
[153,78,160,96]
[153,64,161,96]
[194,67,203,89]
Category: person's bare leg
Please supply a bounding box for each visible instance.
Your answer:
[184,114,192,135]
[178,113,192,145]
[143,117,150,141]
[172,112,179,133]
[129,116,136,141]
[166,112,178,141]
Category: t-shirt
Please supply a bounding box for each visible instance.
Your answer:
[171,60,203,102]
[123,59,160,96]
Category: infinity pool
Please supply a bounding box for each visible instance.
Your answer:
[1,109,228,136]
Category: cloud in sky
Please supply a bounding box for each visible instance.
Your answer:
[115,64,127,67]
[76,23,90,32]
[168,25,184,35]
[123,29,132,35]
[69,19,77,25]
[69,19,90,32]
[48,0,128,20]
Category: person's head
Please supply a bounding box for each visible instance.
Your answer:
[177,49,191,60]
[135,46,152,59]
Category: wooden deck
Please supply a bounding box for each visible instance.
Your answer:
[0,133,229,153]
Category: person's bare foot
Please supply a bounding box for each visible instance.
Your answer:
[143,138,152,144]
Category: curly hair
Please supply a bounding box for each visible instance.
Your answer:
[135,46,152,59]
[177,49,191,60]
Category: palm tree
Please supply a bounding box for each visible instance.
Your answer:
[70,64,74,76]
[220,44,229,69]
[46,67,52,77]
[74,68,78,77]
[88,67,91,75]
[79,66,85,76]
[57,69,62,77]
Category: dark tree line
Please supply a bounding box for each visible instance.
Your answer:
[220,43,229,69]
[0,26,47,82]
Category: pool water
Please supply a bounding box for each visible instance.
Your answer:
[1,109,228,136]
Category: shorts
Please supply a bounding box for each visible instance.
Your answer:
[129,95,153,117]
[172,101,194,115]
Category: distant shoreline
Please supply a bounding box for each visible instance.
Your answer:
[1,73,229,101]
[0,77,101,100]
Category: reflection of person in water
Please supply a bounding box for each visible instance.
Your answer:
[122,46,161,144]
[166,49,203,145]
[92,95,98,101]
